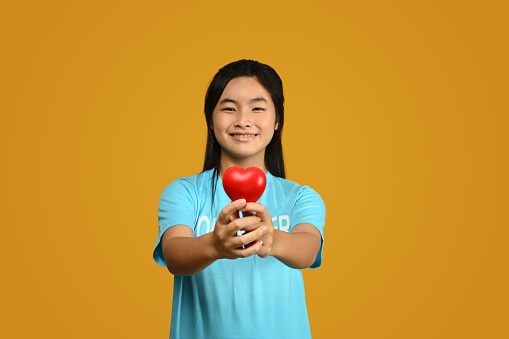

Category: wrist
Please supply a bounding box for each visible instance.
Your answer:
[202,232,221,261]
[271,229,283,258]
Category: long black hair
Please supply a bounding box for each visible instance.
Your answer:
[202,59,286,206]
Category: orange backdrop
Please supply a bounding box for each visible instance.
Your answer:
[2,1,507,338]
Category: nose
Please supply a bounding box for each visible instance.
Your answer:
[234,109,252,128]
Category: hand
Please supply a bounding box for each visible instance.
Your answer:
[211,199,267,259]
[241,203,275,258]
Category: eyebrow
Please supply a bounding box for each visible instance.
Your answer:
[218,97,268,105]
[249,97,268,104]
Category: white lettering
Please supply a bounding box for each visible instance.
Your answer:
[279,215,290,232]
[196,215,291,234]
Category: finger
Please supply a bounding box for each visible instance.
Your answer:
[241,210,255,218]
[217,199,246,224]
[233,240,263,258]
[229,215,262,233]
[236,225,267,247]
[229,209,241,222]
[242,203,271,222]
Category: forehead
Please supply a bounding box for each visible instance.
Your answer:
[219,77,273,103]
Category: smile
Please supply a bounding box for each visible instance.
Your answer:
[230,134,258,142]
[231,134,257,137]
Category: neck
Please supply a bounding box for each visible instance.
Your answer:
[218,151,267,177]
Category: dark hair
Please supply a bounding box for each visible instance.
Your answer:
[202,59,286,207]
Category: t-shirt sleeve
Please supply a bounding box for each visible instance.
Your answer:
[153,179,197,267]
[290,186,326,269]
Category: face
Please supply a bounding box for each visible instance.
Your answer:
[212,77,278,165]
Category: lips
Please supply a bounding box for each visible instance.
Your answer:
[230,134,257,137]
[230,133,258,142]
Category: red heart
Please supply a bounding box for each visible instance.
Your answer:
[222,166,267,202]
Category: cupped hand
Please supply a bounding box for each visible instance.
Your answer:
[241,202,275,258]
[212,199,267,259]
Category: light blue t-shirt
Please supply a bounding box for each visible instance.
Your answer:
[153,169,326,339]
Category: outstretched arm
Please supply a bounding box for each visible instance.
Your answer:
[272,224,321,269]
[161,225,217,276]
[242,203,322,269]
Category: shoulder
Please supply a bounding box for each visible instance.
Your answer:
[268,175,326,233]
[160,169,215,200]
[269,174,324,204]
[268,174,302,194]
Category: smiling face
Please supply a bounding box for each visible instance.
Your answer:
[212,76,278,171]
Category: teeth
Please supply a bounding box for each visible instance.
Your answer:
[232,134,256,137]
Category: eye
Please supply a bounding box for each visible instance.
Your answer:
[222,107,236,112]
[252,107,265,111]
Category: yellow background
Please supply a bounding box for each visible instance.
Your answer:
[2,0,507,338]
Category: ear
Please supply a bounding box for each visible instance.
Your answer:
[275,121,279,130]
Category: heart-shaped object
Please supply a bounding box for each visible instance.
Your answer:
[222,166,267,202]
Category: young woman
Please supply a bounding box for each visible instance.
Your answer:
[153,59,326,338]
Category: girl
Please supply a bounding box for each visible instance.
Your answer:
[153,59,326,338]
